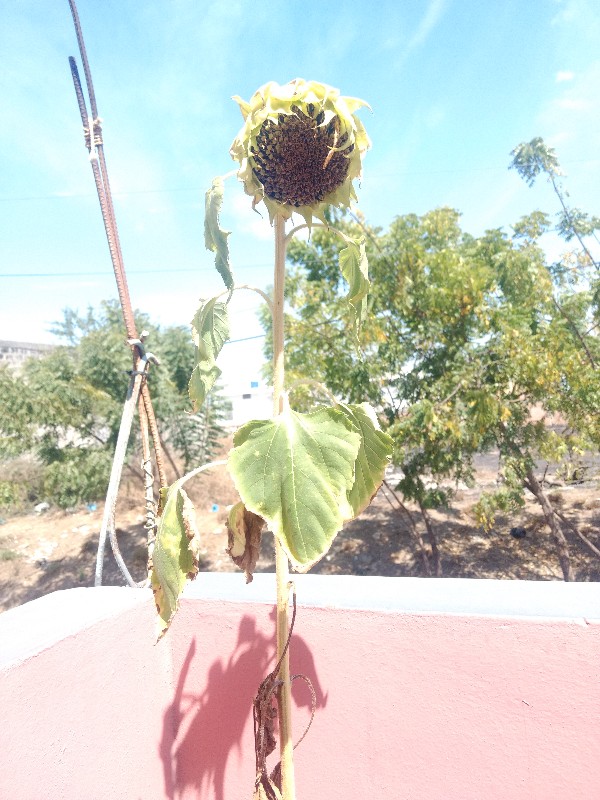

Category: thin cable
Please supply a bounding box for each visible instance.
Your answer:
[3,157,599,203]
[0,264,270,278]
[224,334,265,344]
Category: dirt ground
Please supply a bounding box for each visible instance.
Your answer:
[1,451,599,613]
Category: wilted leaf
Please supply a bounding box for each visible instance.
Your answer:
[339,236,370,340]
[205,177,234,290]
[228,406,361,571]
[337,402,393,516]
[189,298,230,411]
[227,501,266,583]
[150,484,202,639]
[189,361,221,413]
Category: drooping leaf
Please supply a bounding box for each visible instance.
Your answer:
[228,406,361,571]
[227,501,266,583]
[189,298,230,411]
[205,176,234,290]
[189,361,221,413]
[339,235,370,340]
[191,298,230,359]
[150,484,202,639]
[337,402,393,516]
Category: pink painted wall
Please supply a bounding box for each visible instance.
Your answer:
[1,575,599,800]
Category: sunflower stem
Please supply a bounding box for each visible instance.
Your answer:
[273,213,296,800]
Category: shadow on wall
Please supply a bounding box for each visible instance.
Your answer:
[160,610,328,800]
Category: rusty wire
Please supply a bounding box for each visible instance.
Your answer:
[139,395,158,576]
[67,0,167,585]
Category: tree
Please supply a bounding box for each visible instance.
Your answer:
[510,137,600,271]
[0,300,228,509]
[271,197,599,580]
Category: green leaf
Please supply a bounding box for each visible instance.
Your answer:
[189,298,230,411]
[228,406,361,571]
[189,362,221,413]
[339,235,370,340]
[205,176,234,290]
[337,403,393,516]
[150,484,202,639]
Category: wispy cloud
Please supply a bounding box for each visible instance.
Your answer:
[391,0,448,70]
[555,96,591,111]
[551,0,600,40]
[555,70,575,82]
[407,0,448,52]
[539,61,600,152]
[228,191,274,242]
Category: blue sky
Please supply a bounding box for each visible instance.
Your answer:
[1,0,599,382]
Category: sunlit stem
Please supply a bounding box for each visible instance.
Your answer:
[178,459,228,488]
[215,283,274,314]
[285,221,351,246]
[285,221,329,243]
[273,213,296,800]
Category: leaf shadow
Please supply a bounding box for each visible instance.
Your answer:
[159,610,327,800]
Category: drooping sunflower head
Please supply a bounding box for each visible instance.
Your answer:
[230,79,371,225]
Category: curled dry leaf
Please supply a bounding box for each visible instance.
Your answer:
[180,490,203,578]
[150,484,203,639]
[227,501,266,583]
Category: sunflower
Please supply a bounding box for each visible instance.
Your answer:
[230,79,370,225]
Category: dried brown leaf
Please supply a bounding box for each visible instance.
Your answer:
[227,501,265,583]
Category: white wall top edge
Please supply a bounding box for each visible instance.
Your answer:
[0,586,150,670]
[1,575,598,669]
[185,572,600,621]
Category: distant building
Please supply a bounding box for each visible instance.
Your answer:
[222,377,272,429]
[218,335,272,428]
[0,340,54,370]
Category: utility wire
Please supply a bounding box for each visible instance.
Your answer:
[224,334,265,344]
[0,264,269,278]
[1,158,599,203]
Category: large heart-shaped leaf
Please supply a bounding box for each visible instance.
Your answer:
[337,402,393,516]
[150,484,202,639]
[189,298,230,411]
[205,176,234,290]
[228,406,361,571]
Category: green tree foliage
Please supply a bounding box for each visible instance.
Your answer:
[272,173,598,579]
[510,136,600,271]
[0,301,228,509]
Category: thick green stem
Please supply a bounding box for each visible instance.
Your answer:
[273,214,296,800]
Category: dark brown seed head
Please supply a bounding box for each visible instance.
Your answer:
[250,109,350,208]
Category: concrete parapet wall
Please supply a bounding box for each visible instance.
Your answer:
[1,575,599,799]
